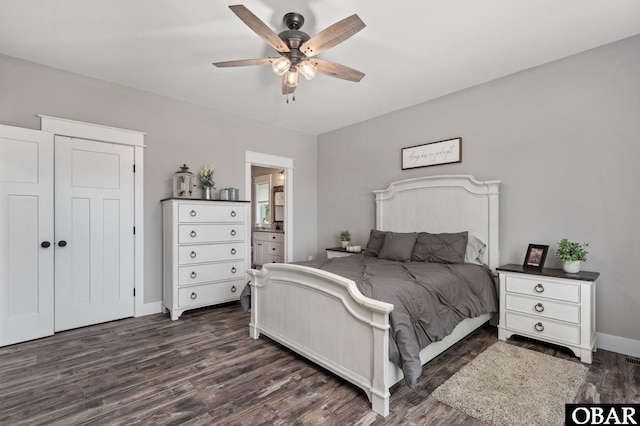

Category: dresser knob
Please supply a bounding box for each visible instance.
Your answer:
[190,271,197,279]
[230,210,237,217]
[231,267,237,274]
[534,283,544,293]
[190,210,197,217]
[230,229,236,236]
[190,292,197,300]
[535,303,544,312]
[190,251,197,258]
[230,248,236,255]
[272,235,276,239]
[534,322,544,332]
[231,286,237,293]
[190,230,197,238]
[272,247,276,251]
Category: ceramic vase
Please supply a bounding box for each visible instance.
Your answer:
[563,260,581,273]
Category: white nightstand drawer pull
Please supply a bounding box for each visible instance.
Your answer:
[231,285,237,293]
[190,251,197,258]
[190,210,197,217]
[534,283,544,293]
[190,230,197,238]
[535,303,544,312]
[534,322,544,332]
[230,210,237,217]
[190,292,197,300]
[190,271,197,279]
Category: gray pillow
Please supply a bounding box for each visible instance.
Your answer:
[378,232,418,262]
[412,231,469,264]
[363,229,387,257]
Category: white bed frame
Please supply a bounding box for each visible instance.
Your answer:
[247,175,500,417]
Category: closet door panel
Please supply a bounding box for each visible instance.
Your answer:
[0,125,54,346]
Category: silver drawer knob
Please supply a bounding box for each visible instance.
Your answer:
[231,267,237,274]
[230,229,236,236]
[230,210,237,217]
[190,292,197,300]
[190,271,197,279]
[534,322,544,332]
[534,283,544,293]
[190,230,197,238]
[190,210,197,217]
[231,285,237,293]
[535,303,544,312]
[190,251,197,258]
[230,248,236,255]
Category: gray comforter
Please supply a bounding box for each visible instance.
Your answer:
[297,254,498,387]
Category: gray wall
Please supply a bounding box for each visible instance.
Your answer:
[0,53,318,305]
[317,35,640,342]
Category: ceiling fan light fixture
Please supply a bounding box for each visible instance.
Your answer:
[272,56,291,76]
[298,60,317,80]
[284,68,299,87]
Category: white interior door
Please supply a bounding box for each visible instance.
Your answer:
[0,124,54,346]
[54,136,135,331]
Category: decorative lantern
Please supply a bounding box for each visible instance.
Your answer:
[172,164,196,198]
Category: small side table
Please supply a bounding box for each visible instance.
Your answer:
[496,263,599,364]
[325,247,358,259]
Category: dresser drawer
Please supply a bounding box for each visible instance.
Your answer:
[266,242,283,256]
[505,293,580,323]
[178,243,245,265]
[178,281,242,308]
[178,260,245,285]
[253,232,284,243]
[179,224,245,243]
[178,203,244,223]
[505,311,580,345]
[505,275,580,303]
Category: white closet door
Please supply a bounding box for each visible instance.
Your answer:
[54,136,135,331]
[0,124,54,346]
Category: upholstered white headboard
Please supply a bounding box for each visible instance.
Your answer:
[373,175,501,271]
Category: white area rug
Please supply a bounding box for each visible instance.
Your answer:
[431,342,588,426]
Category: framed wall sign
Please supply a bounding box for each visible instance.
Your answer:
[523,244,549,271]
[401,137,462,170]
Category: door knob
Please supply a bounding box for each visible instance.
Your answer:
[58,240,67,247]
[41,241,51,248]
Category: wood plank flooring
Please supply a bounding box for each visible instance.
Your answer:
[1,302,638,425]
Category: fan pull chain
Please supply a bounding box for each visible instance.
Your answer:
[285,95,296,104]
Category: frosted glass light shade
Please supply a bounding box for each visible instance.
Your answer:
[299,60,317,80]
[285,68,299,87]
[271,57,291,76]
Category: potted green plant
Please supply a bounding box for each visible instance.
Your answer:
[340,230,351,248]
[555,239,589,273]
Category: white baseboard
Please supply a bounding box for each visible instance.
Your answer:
[136,301,164,317]
[597,332,640,358]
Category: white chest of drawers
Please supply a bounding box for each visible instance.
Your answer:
[497,264,599,363]
[162,199,250,320]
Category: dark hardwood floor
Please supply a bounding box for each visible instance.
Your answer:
[1,302,638,425]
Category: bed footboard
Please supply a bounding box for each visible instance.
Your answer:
[247,264,395,416]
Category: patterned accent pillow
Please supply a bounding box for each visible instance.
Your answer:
[363,229,387,257]
[378,232,418,262]
[412,231,469,264]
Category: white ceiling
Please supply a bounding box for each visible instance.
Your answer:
[1,1,640,135]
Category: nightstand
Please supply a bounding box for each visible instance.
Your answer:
[496,264,599,364]
[325,247,358,259]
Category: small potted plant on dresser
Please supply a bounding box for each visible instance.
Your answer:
[340,230,351,248]
[556,238,589,273]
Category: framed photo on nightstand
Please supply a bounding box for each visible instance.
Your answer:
[523,244,549,270]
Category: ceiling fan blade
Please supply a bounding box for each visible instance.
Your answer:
[310,59,365,82]
[228,5,290,53]
[213,58,273,68]
[300,14,365,57]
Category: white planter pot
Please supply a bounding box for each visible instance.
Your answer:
[341,240,349,248]
[563,261,581,273]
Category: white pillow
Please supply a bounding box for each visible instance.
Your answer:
[465,235,486,265]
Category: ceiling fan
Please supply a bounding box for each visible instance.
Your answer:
[213,5,366,101]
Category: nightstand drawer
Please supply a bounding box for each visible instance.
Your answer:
[505,275,580,303]
[505,312,580,345]
[505,293,580,323]
[178,281,241,307]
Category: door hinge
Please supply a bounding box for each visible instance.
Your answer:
[133,226,136,235]
[133,164,136,173]
[133,288,136,297]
